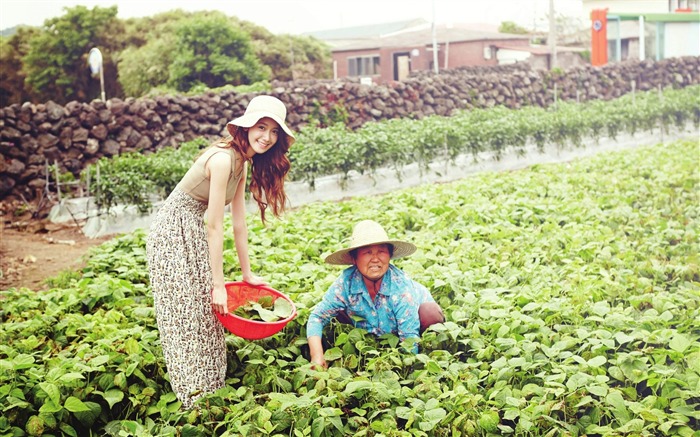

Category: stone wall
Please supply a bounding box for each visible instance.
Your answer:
[1,56,698,203]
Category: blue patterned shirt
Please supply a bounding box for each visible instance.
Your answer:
[306,265,435,351]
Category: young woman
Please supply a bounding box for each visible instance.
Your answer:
[146,95,295,409]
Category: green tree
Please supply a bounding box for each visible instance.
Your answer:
[288,34,332,80]
[13,6,331,101]
[0,27,38,106]
[168,14,269,92]
[117,33,178,97]
[116,10,196,97]
[499,21,530,34]
[22,5,123,104]
[254,34,331,81]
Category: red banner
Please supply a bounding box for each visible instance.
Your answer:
[591,9,608,66]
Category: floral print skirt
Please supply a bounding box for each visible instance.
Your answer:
[146,187,226,409]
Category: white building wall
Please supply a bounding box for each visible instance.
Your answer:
[665,22,700,56]
[496,49,532,64]
[582,0,667,19]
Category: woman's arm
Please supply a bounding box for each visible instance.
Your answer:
[206,152,232,314]
[306,276,351,368]
[307,336,326,369]
[393,287,421,354]
[230,164,265,285]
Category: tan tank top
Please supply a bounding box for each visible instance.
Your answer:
[176,145,245,205]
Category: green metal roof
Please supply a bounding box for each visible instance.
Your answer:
[608,12,700,22]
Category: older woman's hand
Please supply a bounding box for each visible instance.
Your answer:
[307,336,327,369]
[310,356,327,370]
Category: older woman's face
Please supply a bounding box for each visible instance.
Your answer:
[353,243,391,281]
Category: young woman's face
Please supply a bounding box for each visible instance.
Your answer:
[353,243,391,281]
[247,117,280,156]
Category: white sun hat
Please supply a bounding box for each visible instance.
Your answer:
[324,220,417,265]
[226,95,296,146]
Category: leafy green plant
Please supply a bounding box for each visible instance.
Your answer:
[2,138,698,436]
[86,138,207,212]
[307,99,350,128]
[47,164,76,184]
[233,297,293,322]
[73,85,700,213]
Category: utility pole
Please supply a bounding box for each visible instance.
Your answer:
[289,37,296,80]
[432,0,439,74]
[549,0,558,69]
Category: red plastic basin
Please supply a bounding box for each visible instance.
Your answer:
[215,281,297,340]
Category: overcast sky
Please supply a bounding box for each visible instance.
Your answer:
[0,0,584,34]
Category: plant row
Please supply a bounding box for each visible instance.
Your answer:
[80,85,700,212]
[2,139,698,436]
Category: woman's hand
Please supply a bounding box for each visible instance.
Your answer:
[242,273,267,286]
[307,336,327,370]
[211,285,229,314]
[310,355,327,370]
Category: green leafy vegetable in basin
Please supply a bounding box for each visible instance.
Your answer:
[233,296,293,322]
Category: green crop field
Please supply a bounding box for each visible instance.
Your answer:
[2,139,698,436]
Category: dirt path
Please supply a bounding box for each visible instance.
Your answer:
[0,221,113,291]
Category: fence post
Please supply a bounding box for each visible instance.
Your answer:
[96,162,101,212]
[658,84,664,144]
[44,159,51,200]
[85,165,91,198]
[54,160,61,202]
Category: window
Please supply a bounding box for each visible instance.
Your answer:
[348,55,380,76]
[669,0,699,11]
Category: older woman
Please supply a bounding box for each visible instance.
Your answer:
[306,220,445,368]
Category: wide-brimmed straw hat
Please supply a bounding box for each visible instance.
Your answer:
[324,220,416,265]
[226,95,295,146]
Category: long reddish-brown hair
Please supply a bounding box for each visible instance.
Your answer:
[226,125,292,223]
